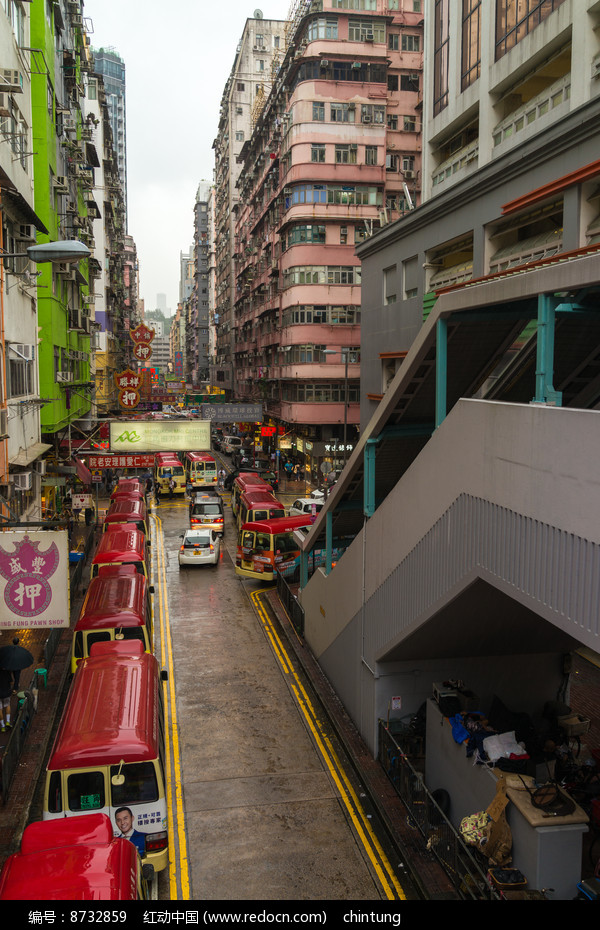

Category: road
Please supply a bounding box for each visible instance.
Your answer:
[150,488,415,902]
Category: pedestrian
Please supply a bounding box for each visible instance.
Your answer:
[168,476,175,500]
[293,463,301,482]
[104,467,113,492]
[218,468,226,490]
[84,504,95,526]
[145,476,153,505]
[0,667,12,732]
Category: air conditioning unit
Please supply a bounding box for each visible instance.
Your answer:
[283,187,292,195]
[1,69,22,92]
[409,73,419,81]
[53,176,69,192]
[365,33,374,42]
[57,371,73,382]
[404,170,415,179]
[35,459,47,476]
[320,60,329,68]
[12,343,34,360]
[351,62,362,69]
[362,115,372,123]
[14,471,32,491]
[347,102,355,110]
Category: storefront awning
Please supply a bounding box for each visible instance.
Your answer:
[9,442,52,467]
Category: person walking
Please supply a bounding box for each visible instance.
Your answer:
[168,476,175,500]
[0,667,12,732]
[218,468,226,490]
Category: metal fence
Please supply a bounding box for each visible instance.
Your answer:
[0,690,36,804]
[378,721,499,900]
[276,571,304,636]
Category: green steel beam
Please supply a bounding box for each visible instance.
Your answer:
[533,294,562,406]
[435,317,447,429]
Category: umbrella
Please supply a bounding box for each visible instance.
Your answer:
[0,643,34,671]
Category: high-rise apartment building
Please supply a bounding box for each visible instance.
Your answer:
[229,0,423,480]
[92,48,127,225]
[212,12,288,397]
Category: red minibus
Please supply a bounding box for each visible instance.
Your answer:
[235,515,314,582]
[0,814,152,900]
[231,472,271,516]
[71,566,154,673]
[237,488,285,530]
[184,452,218,489]
[111,478,143,498]
[111,486,145,503]
[43,644,168,872]
[104,498,149,536]
[91,527,149,579]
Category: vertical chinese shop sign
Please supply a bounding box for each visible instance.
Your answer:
[115,369,143,410]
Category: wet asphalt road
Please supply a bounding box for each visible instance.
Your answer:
[150,491,400,902]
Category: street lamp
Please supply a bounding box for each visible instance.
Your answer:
[323,348,350,469]
[0,239,91,264]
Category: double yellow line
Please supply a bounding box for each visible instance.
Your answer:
[152,511,191,900]
[251,589,407,901]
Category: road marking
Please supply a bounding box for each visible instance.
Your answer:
[251,588,407,901]
[152,511,191,900]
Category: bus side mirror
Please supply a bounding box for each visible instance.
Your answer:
[160,669,168,681]
[142,863,155,882]
[149,585,155,595]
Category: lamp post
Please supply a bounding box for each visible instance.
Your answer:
[323,347,350,470]
[0,239,91,264]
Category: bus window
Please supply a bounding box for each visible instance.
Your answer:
[67,771,105,812]
[86,631,111,652]
[73,631,83,660]
[48,771,62,814]
[110,762,158,806]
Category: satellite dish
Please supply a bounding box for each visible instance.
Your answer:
[254,8,263,18]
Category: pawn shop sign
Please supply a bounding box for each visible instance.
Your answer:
[130,323,156,345]
[114,369,143,392]
[119,388,140,409]
[133,342,153,362]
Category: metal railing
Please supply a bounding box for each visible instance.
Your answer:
[276,571,304,636]
[378,721,499,900]
[0,690,36,804]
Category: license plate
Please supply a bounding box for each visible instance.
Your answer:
[193,549,201,555]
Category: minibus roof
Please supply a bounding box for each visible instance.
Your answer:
[105,499,147,521]
[240,487,279,504]
[0,814,138,900]
[110,488,145,502]
[112,478,142,493]
[233,473,268,489]
[241,515,314,534]
[76,571,148,630]
[92,527,146,563]
[48,650,160,769]
[185,451,214,461]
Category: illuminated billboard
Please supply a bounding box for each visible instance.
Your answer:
[109,419,211,453]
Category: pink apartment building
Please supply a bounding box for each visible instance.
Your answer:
[231,0,423,479]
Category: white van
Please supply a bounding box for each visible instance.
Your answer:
[222,435,243,454]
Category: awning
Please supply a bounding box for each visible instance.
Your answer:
[9,441,52,467]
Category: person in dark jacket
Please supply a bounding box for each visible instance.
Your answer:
[0,667,12,732]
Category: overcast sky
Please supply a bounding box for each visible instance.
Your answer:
[82,0,291,314]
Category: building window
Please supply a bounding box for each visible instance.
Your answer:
[308,17,339,40]
[87,79,97,100]
[235,131,244,142]
[386,153,399,172]
[384,265,397,305]
[348,19,385,42]
[340,226,348,244]
[387,114,398,130]
[313,101,325,121]
[401,73,419,92]
[365,145,378,165]
[388,74,398,92]
[256,60,265,72]
[311,143,326,163]
[433,0,450,116]
[255,34,264,48]
[388,34,399,50]
[237,82,245,91]
[495,0,567,61]
[462,0,481,89]
[330,102,355,122]
[287,225,326,247]
[403,115,417,132]
[402,35,421,51]
[361,103,385,123]
[335,144,357,164]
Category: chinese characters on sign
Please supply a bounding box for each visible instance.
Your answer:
[200,404,262,422]
[0,532,69,629]
[84,454,156,469]
[115,370,142,410]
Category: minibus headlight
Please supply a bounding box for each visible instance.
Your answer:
[145,831,168,852]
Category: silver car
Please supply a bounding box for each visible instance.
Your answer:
[178,529,220,567]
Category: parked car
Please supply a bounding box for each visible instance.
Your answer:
[178,529,220,567]
[288,498,324,520]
